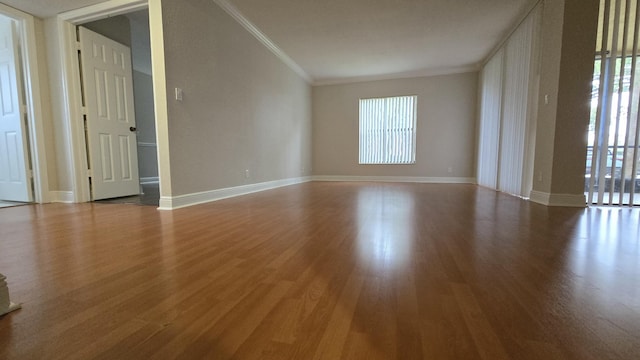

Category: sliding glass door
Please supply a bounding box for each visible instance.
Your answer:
[586,0,640,206]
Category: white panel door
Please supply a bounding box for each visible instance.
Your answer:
[0,17,32,202]
[79,27,139,200]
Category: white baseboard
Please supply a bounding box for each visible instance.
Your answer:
[529,190,587,207]
[50,191,75,203]
[157,176,478,210]
[311,175,477,184]
[140,177,159,185]
[158,176,312,210]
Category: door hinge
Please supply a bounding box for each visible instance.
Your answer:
[76,41,82,51]
[81,106,88,115]
[28,170,33,178]
[87,169,92,178]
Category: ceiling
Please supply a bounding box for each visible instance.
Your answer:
[3,0,539,84]
[225,0,539,83]
[1,0,106,19]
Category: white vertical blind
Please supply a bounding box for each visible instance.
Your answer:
[359,95,417,164]
[476,4,541,197]
[477,49,504,189]
[499,8,539,197]
[587,0,640,206]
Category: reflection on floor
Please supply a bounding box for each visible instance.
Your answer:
[0,201,29,209]
[95,182,160,206]
[586,191,640,206]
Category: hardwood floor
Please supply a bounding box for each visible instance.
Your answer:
[0,182,639,359]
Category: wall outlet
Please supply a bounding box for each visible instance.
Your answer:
[447,167,453,174]
[245,169,250,178]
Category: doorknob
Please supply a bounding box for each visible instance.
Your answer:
[129,126,137,132]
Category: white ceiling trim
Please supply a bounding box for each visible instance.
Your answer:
[313,64,481,86]
[213,0,312,83]
[0,2,32,19]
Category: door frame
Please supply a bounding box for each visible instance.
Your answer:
[56,0,171,203]
[0,3,50,203]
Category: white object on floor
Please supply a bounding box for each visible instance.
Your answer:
[0,273,21,316]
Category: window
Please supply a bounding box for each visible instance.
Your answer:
[359,95,417,164]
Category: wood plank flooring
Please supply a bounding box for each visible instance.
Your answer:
[0,182,639,359]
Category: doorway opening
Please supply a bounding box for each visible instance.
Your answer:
[78,10,159,206]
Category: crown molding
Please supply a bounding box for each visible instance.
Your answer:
[213,0,312,83]
[312,64,481,86]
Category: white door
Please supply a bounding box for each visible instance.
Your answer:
[79,27,140,200]
[0,17,32,202]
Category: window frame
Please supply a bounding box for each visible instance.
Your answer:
[358,95,418,165]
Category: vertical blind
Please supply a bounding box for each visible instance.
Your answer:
[477,5,541,197]
[477,49,504,189]
[499,9,538,197]
[359,95,417,164]
[587,0,640,206]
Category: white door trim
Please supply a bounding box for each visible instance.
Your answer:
[56,0,171,203]
[59,0,149,23]
[0,4,50,203]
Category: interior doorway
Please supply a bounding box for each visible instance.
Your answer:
[80,10,159,206]
[56,0,169,206]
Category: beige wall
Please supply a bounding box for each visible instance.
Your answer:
[550,0,599,194]
[82,16,131,47]
[532,0,562,194]
[127,10,152,76]
[312,73,478,178]
[160,0,312,196]
[44,17,73,192]
[33,17,58,192]
[133,70,158,180]
[532,0,599,196]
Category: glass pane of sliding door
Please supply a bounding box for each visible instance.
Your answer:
[586,0,640,206]
[586,57,640,205]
